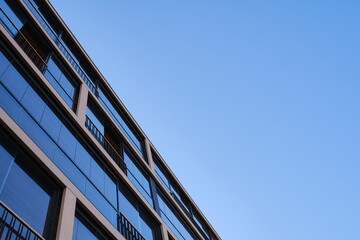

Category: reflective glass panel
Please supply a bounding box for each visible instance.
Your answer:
[0,162,51,235]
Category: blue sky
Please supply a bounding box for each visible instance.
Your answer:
[51,0,360,239]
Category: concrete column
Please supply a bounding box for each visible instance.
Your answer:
[76,82,89,124]
[56,188,77,240]
[160,223,170,240]
[144,138,155,172]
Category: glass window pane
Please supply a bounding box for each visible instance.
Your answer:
[124,151,152,205]
[21,87,46,122]
[59,73,74,97]
[0,50,10,77]
[86,106,104,134]
[0,0,25,36]
[104,175,117,208]
[53,148,86,193]
[74,217,98,240]
[74,144,91,177]
[40,106,62,142]
[98,89,142,155]
[85,180,117,227]
[140,216,154,240]
[58,126,77,159]
[89,158,105,193]
[118,188,140,230]
[16,109,56,159]
[46,57,62,80]
[0,84,22,120]
[0,64,29,101]
[0,162,50,235]
[0,144,14,188]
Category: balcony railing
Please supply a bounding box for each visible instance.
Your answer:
[23,0,97,94]
[0,7,76,109]
[0,8,45,69]
[0,201,44,240]
[85,115,126,171]
[118,213,145,240]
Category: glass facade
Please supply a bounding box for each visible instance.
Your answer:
[86,101,153,207]
[158,192,197,240]
[0,43,158,240]
[44,54,78,109]
[0,136,59,239]
[0,0,220,239]
[0,0,25,36]
[97,88,143,156]
[73,209,111,240]
[154,155,212,240]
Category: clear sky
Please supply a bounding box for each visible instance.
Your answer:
[51,0,360,239]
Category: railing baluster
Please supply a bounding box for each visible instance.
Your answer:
[0,202,44,240]
[23,0,97,95]
[117,213,145,240]
[85,116,127,171]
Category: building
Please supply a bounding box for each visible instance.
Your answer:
[0,1,221,240]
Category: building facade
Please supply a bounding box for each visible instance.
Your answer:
[0,1,221,240]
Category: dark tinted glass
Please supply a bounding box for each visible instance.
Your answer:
[0,0,25,36]
[74,144,91,177]
[139,213,154,240]
[21,86,46,122]
[124,151,152,206]
[0,83,22,119]
[104,174,117,208]
[16,109,56,158]
[0,63,29,100]
[44,55,76,108]
[98,88,142,155]
[0,144,14,190]
[72,209,110,240]
[40,105,62,141]
[86,105,104,134]
[158,193,196,240]
[0,44,117,230]
[53,148,86,193]
[0,50,10,76]
[118,185,156,240]
[118,187,139,229]
[90,158,105,193]
[58,126,77,159]
[0,162,51,235]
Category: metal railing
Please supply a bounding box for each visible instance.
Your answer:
[85,115,126,171]
[23,0,97,94]
[118,213,146,240]
[0,8,46,70]
[0,7,76,109]
[22,0,146,157]
[85,116,153,204]
[0,201,44,240]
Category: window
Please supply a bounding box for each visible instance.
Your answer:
[0,42,161,240]
[44,55,78,109]
[0,132,60,239]
[73,208,111,240]
[97,87,143,156]
[0,0,26,36]
[157,191,197,240]
[118,184,159,240]
[124,149,153,206]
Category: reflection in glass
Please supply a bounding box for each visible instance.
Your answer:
[0,160,51,235]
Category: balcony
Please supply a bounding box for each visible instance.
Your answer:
[0,201,44,240]
[118,213,145,240]
[23,0,97,94]
[0,7,77,110]
[85,115,126,171]
[23,0,144,157]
